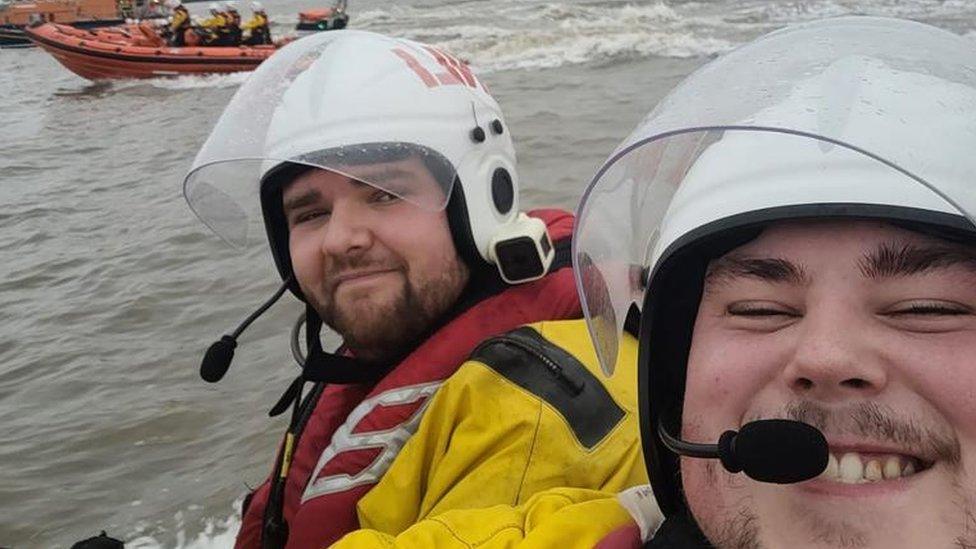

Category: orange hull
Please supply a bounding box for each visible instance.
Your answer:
[26,22,275,80]
[1,0,120,26]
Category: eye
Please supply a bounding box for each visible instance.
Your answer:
[723,300,801,332]
[370,189,401,204]
[885,301,970,317]
[291,210,330,225]
[726,302,799,317]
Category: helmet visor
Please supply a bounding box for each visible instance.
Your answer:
[573,17,976,376]
[182,31,466,249]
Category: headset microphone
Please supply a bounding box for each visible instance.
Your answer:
[658,418,828,484]
[199,278,291,383]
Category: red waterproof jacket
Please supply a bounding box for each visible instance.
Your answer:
[236,209,581,549]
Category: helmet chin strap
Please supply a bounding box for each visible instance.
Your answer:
[268,303,393,417]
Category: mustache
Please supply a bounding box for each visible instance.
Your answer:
[750,401,961,465]
[324,254,403,288]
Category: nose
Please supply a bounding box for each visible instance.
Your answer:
[781,306,888,401]
[318,200,373,257]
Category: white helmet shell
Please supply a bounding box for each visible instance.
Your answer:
[223,1,237,12]
[573,16,976,375]
[184,30,518,275]
[250,1,262,11]
[208,2,220,11]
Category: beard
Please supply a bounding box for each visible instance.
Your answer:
[308,251,469,365]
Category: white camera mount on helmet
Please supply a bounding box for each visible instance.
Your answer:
[183,30,553,297]
[573,16,976,522]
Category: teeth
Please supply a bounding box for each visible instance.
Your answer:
[839,453,864,483]
[818,451,922,484]
[821,453,839,479]
[883,457,902,479]
[864,460,882,481]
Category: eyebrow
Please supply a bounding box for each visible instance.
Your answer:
[282,189,321,214]
[859,242,976,279]
[705,256,809,286]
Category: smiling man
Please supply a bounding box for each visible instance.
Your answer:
[281,157,468,366]
[183,30,646,549]
[564,15,976,548]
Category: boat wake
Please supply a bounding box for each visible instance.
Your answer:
[124,500,242,549]
[105,71,253,91]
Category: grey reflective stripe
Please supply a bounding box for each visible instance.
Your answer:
[301,381,442,502]
[471,327,625,449]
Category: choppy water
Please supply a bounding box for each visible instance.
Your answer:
[2,1,974,547]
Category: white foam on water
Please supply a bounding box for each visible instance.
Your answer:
[125,502,241,549]
[99,71,251,91]
[142,71,253,90]
[379,2,734,72]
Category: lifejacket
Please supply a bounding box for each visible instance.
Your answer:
[235,209,581,549]
[170,6,190,32]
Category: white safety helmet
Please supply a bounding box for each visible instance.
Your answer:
[208,2,220,12]
[573,16,976,519]
[184,31,546,298]
[250,1,263,11]
[223,1,238,12]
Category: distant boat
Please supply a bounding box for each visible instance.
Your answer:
[296,0,347,31]
[25,22,278,79]
[0,0,125,47]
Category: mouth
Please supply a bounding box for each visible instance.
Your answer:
[816,443,935,485]
[332,268,399,288]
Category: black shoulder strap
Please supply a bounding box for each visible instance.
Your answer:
[551,235,572,271]
[470,326,624,449]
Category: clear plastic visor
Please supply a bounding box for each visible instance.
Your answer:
[573,17,976,376]
[180,30,464,248]
[183,144,456,249]
[574,127,976,377]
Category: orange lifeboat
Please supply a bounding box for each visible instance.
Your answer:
[296,0,347,31]
[0,0,123,47]
[25,21,277,80]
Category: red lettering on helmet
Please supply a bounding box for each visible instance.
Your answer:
[393,46,482,91]
[392,47,438,87]
[424,45,478,89]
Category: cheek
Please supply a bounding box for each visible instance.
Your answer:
[890,334,976,451]
[682,310,790,435]
[288,232,321,289]
[376,212,455,275]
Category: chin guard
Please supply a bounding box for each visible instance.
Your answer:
[488,213,555,284]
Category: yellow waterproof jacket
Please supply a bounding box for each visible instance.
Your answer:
[199,13,226,28]
[332,318,651,547]
[242,12,267,31]
[169,7,189,31]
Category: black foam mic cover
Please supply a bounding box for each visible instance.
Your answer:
[200,335,237,383]
[725,419,828,484]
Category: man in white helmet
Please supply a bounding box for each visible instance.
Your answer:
[403,16,976,549]
[241,1,270,46]
[184,30,645,549]
[163,0,190,46]
[197,2,228,46]
[221,0,241,45]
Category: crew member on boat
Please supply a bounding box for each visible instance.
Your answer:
[164,0,191,46]
[241,1,271,45]
[198,2,228,45]
[222,1,242,45]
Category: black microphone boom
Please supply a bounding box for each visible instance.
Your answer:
[658,418,828,484]
[198,279,290,383]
